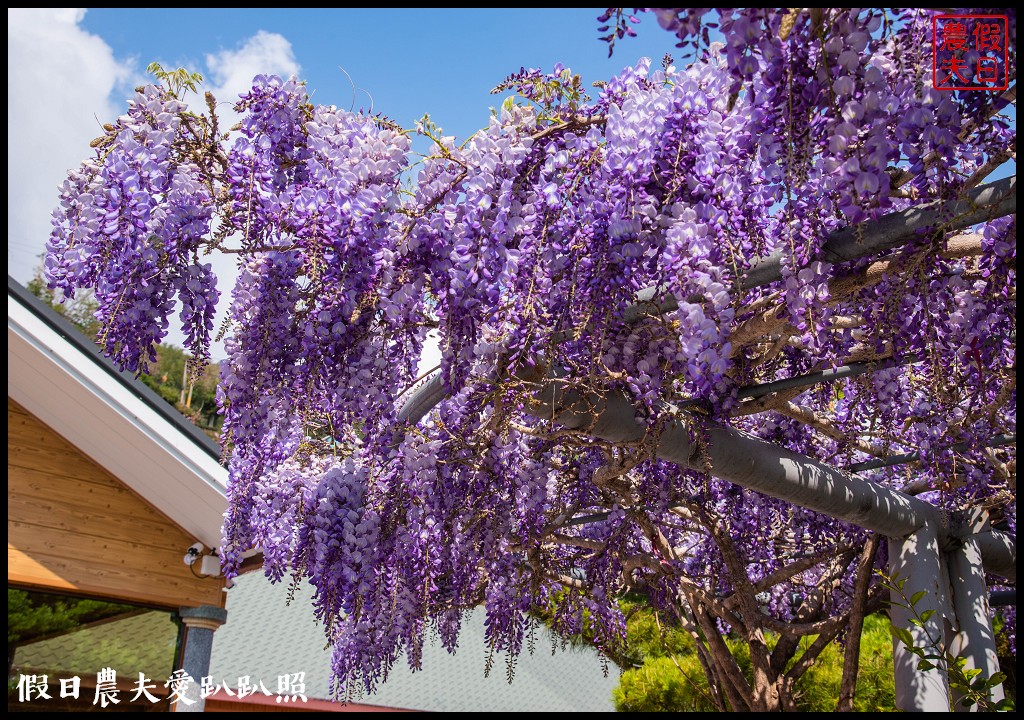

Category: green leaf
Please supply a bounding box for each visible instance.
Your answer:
[889,626,914,647]
[919,609,936,622]
[909,618,924,627]
[910,590,928,606]
[917,659,936,671]
[989,671,1006,685]
[502,96,516,114]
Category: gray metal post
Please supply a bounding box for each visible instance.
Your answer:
[970,531,1017,581]
[888,526,953,712]
[947,535,1005,711]
[394,219,1019,711]
[526,382,1014,712]
[175,605,228,712]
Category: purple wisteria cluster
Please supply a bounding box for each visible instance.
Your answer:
[46,8,1014,709]
[46,84,219,370]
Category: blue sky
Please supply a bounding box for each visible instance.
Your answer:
[79,8,677,141]
[7,8,681,358]
[7,9,1013,360]
[8,8,679,286]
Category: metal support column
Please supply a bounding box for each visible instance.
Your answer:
[947,534,1005,711]
[888,525,952,712]
[175,605,228,712]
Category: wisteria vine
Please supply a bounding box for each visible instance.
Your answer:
[45,8,1015,710]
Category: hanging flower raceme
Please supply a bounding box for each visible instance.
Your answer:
[46,84,217,371]
[45,8,1015,703]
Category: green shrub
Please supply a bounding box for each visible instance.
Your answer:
[613,611,895,712]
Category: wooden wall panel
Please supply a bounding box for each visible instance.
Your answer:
[7,398,225,609]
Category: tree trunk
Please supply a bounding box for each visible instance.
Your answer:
[837,534,880,711]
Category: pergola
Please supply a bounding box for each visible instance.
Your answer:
[399,175,1018,712]
[33,26,1016,709]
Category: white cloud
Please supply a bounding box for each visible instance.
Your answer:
[7,16,301,360]
[204,30,300,106]
[200,32,301,360]
[7,8,135,282]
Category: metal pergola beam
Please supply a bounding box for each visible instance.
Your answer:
[621,175,1016,321]
[989,590,1016,607]
[848,434,1016,474]
[528,384,1013,712]
[523,383,1016,580]
[401,176,1016,431]
[888,527,953,711]
[395,176,1017,712]
[743,174,1016,290]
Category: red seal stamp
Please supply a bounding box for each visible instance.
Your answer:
[933,14,1009,91]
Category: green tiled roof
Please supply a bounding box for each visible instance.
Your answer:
[12,610,179,682]
[210,573,619,712]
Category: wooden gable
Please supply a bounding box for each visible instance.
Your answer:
[7,398,226,609]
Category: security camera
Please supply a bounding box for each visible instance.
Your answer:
[183,541,206,566]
